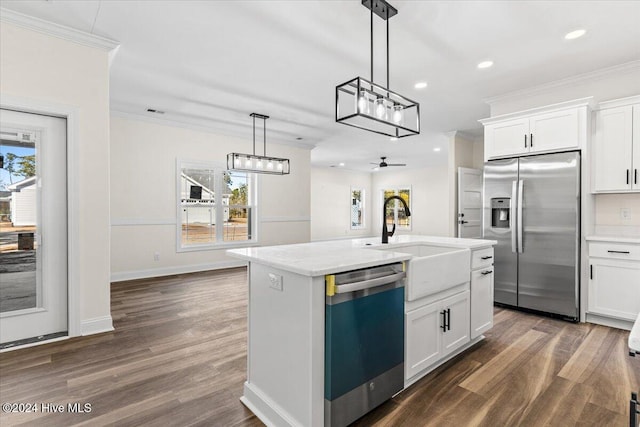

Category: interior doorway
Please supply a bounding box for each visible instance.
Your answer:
[0,109,68,348]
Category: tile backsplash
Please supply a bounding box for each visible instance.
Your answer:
[594,193,640,236]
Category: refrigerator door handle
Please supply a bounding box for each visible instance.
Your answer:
[517,179,524,253]
[511,180,518,253]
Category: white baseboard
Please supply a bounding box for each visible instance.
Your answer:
[81,315,114,336]
[586,312,633,331]
[241,382,299,427]
[110,260,247,283]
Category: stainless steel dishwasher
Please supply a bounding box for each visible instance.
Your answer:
[324,262,405,427]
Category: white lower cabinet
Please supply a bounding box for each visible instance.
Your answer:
[470,267,494,338]
[589,258,640,321]
[405,290,470,380]
[588,240,640,323]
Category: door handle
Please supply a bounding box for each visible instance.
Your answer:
[607,250,630,254]
[511,180,517,254]
[459,220,468,224]
[480,255,493,260]
[481,270,493,275]
[517,180,524,253]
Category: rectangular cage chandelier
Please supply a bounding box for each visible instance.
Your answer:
[227,113,290,175]
[336,0,420,138]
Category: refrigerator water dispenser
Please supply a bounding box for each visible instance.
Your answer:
[491,198,510,228]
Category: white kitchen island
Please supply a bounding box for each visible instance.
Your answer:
[227,235,496,427]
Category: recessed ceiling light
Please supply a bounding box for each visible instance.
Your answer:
[390,137,398,142]
[477,61,493,69]
[565,29,586,40]
[433,147,441,152]
[414,82,428,89]
[146,108,165,114]
[339,162,345,167]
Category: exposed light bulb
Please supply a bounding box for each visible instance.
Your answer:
[256,160,263,169]
[277,162,284,171]
[245,158,252,168]
[357,90,367,113]
[392,105,403,125]
[375,97,386,119]
[267,161,274,170]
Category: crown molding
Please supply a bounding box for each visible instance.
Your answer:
[484,60,640,106]
[479,97,594,125]
[110,110,317,151]
[596,94,640,110]
[0,7,119,51]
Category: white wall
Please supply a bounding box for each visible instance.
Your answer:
[0,22,112,335]
[110,115,311,280]
[310,167,372,241]
[371,166,450,237]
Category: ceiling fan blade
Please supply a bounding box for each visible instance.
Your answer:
[387,163,406,166]
[369,162,380,165]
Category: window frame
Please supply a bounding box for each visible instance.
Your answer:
[381,185,412,231]
[350,187,366,230]
[176,159,258,252]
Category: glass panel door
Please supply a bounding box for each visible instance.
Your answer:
[0,109,67,347]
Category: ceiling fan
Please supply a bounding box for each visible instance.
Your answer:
[371,156,406,169]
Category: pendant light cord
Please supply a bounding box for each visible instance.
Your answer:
[370,6,373,83]
[252,114,256,156]
[386,8,390,94]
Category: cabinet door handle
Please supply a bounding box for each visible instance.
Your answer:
[481,255,493,260]
[481,270,493,275]
[627,169,630,185]
[635,169,638,185]
[447,308,451,331]
[524,134,527,148]
[440,310,447,332]
[607,250,630,254]
[590,264,593,280]
[530,133,533,147]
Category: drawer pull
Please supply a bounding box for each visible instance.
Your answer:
[480,256,493,260]
[607,250,630,254]
[480,270,493,275]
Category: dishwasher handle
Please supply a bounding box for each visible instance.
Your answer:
[334,271,406,294]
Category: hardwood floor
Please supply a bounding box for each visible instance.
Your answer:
[1,268,638,426]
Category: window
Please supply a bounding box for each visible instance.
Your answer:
[178,160,256,250]
[382,187,411,230]
[350,188,365,229]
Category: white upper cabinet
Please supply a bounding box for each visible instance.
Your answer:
[592,96,640,193]
[481,98,591,162]
[485,118,530,158]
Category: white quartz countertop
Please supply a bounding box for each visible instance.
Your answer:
[585,235,640,244]
[227,235,497,276]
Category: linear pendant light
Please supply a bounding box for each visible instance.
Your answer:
[336,0,420,138]
[227,113,290,175]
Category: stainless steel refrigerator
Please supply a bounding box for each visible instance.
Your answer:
[483,151,580,321]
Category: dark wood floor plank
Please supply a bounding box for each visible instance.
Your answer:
[1,268,639,427]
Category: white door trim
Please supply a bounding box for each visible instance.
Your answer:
[1,94,81,337]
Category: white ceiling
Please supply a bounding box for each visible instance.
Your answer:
[2,0,640,171]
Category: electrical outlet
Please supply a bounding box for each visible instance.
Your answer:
[268,273,283,291]
[620,208,631,221]
[153,252,160,261]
